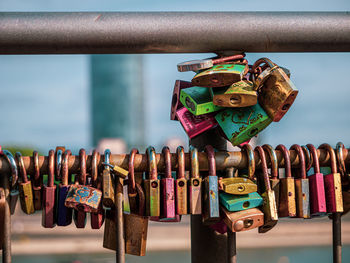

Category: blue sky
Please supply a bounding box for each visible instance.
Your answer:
[0,1,350,152]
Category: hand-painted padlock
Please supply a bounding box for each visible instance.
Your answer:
[202,145,220,224]
[42,150,57,228]
[16,152,34,215]
[2,150,19,215]
[219,177,257,195]
[262,144,280,210]
[255,146,278,233]
[144,146,160,217]
[180,86,223,116]
[189,146,202,215]
[215,103,272,146]
[276,144,296,218]
[31,150,42,211]
[176,107,218,139]
[252,58,298,122]
[192,63,249,88]
[307,144,327,217]
[90,149,105,229]
[211,80,257,108]
[177,54,245,72]
[319,144,343,213]
[176,146,188,215]
[221,207,264,232]
[170,80,193,121]
[220,192,263,212]
[291,144,310,219]
[57,150,73,226]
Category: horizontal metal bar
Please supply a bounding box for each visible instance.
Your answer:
[0,147,348,174]
[0,12,350,54]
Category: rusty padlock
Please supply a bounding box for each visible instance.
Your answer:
[188,146,202,215]
[170,80,193,121]
[102,149,115,209]
[336,142,350,216]
[176,146,188,215]
[32,150,42,211]
[2,150,19,215]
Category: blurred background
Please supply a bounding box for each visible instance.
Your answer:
[1,0,350,262]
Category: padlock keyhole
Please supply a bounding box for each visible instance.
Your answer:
[243,201,250,208]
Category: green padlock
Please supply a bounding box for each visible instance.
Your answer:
[215,103,272,146]
[192,63,248,88]
[219,192,263,212]
[180,86,223,116]
[210,80,257,108]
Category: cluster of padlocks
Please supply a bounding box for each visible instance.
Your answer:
[172,55,298,145]
[0,143,349,256]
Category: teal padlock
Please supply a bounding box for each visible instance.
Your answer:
[215,103,272,146]
[219,192,263,212]
[180,86,223,116]
[191,63,248,88]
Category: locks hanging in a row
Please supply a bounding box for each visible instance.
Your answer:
[172,54,298,145]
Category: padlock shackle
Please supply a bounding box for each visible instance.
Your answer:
[255,146,271,190]
[302,146,312,172]
[190,146,200,179]
[136,182,146,216]
[79,149,87,184]
[212,53,245,65]
[128,148,139,194]
[91,149,100,187]
[306,144,320,174]
[15,151,28,183]
[262,144,278,180]
[319,143,337,174]
[2,150,18,188]
[55,148,63,181]
[252,57,276,72]
[205,145,216,177]
[61,150,72,186]
[336,142,347,179]
[290,144,306,179]
[104,149,111,170]
[176,146,185,179]
[242,144,255,180]
[146,146,157,180]
[48,149,55,187]
[32,150,41,188]
[162,147,172,179]
[276,144,292,178]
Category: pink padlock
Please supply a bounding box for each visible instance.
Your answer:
[170,80,193,121]
[176,107,217,139]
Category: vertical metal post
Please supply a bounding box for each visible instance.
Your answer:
[1,174,11,263]
[115,177,125,263]
[332,213,342,263]
[190,129,231,263]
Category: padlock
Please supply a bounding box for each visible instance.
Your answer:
[90,149,105,229]
[276,144,296,218]
[71,149,87,228]
[319,143,343,213]
[103,163,129,179]
[55,146,65,181]
[124,183,149,256]
[175,146,188,215]
[176,107,218,139]
[262,144,280,210]
[180,86,223,116]
[144,146,160,217]
[241,144,256,181]
[102,149,115,209]
[192,63,249,88]
[0,187,5,249]
[42,149,56,228]
[255,146,278,233]
[211,80,257,108]
[290,144,310,219]
[57,149,72,226]
[307,144,327,217]
[221,207,264,232]
[32,150,42,211]
[160,146,176,219]
[219,178,257,195]
[188,146,202,215]
[215,103,272,146]
[170,80,193,121]
[128,148,139,215]
[2,150,19,215]
[15,152,34,215]
[252,58,298,122]
[220,192,263,212]
[202,145,220,224]
[336,142,350,190]
[177,54,245,72]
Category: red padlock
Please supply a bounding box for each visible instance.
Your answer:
[42,149,57,228]
[307,144,327,217]
[90,149,105,229]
